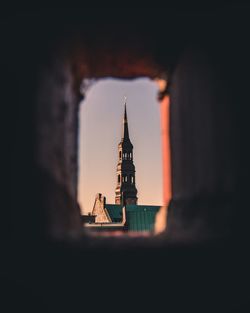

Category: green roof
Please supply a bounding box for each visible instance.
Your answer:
[105,204,161,232]
[105,204,123,220]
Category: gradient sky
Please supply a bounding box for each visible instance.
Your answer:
[77,78,163,214]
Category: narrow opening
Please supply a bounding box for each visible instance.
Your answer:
[130,175,134,184]
[78,77,167,236]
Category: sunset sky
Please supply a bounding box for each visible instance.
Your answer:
[77,78,163,214]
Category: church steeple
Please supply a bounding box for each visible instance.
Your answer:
[115,99,138,205]
[122,102,130,141]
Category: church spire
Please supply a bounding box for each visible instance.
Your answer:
[122,98,130,141]
[115,98,138,205]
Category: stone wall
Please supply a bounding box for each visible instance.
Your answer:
[6,7,250,243]
[4,7,250,313]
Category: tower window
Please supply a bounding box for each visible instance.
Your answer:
[119,151,121,159]
[118,174,120,183]
[125,175,128,182]
[130,175,134,184]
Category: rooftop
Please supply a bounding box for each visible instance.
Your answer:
[106,204,161,232]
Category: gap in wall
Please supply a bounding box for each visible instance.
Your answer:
[77,77,164,236]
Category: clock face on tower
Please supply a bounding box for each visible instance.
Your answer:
[115,102,138,205]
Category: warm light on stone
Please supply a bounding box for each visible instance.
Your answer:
[155,78,168,92]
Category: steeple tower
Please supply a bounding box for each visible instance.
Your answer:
[115,99,138,205]
[123,103,129,140]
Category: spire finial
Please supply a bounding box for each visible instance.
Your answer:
[124,96,127,122]
[122,96,129,140]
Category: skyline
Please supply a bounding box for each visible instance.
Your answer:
[77,78,163,214]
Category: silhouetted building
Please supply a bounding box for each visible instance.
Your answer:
[115,102,138,205]
[81,213,96,224]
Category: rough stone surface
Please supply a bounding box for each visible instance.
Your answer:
[4,7,250,313]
